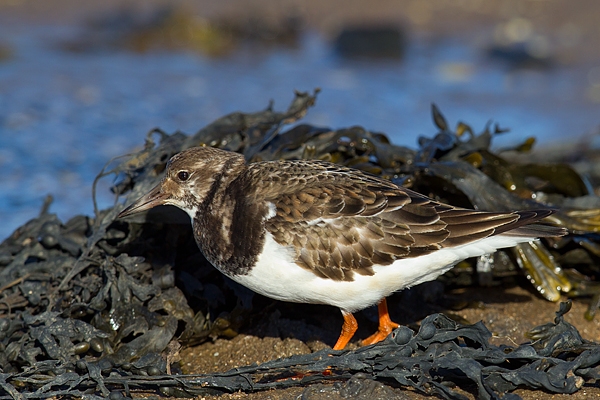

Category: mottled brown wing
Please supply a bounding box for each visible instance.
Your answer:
[249,160,551,281]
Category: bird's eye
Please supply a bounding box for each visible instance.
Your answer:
[177,171,189,181]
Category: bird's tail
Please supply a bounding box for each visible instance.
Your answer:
[497,210,567,238]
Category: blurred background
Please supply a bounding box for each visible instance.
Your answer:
[1,0,599,240]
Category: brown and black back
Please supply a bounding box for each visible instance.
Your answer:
[247,160,565,281]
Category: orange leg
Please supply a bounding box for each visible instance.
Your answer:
[361,298,400,345]
[333,311,358,350]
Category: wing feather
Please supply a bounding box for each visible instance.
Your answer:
[247,160,561,281]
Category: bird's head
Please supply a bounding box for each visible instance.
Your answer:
[118,146,245,219]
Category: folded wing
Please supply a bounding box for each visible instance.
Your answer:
[251,160,564,281]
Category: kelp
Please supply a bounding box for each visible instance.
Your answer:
[1,90,600,399]
[0,302,597,400]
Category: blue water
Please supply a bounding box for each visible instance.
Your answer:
[0,23,597,240]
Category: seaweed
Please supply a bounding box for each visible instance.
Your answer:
[1,90,600,399]
[0,302,596,400]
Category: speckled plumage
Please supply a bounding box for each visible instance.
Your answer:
[119,146,566,348]
[246,159,558,281]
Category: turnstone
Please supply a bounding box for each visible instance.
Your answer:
[118,146,565,350]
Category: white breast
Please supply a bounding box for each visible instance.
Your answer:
[230,232,534,313]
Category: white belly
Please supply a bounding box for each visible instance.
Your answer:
[230,232,532,313]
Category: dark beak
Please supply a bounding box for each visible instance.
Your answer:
[118,184,169,219]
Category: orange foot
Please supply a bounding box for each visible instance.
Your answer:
[333,312,358,350]
[361,298,399,345]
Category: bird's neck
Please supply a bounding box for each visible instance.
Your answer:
[192,165,269,276]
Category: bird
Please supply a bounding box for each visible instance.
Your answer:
[118,146,566,350]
